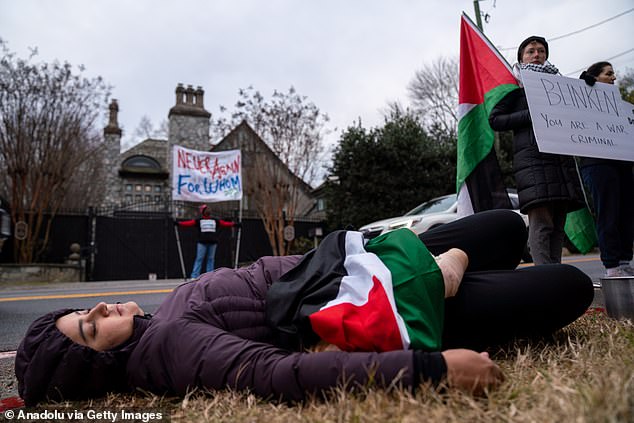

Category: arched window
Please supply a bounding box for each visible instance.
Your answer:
[122,155,161,170]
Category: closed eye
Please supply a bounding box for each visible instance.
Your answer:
[75,310,95,343]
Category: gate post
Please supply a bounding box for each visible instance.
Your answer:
[85,207,97,281]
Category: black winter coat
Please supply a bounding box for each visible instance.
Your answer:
[126,256,442,402]
[489,88,585,214]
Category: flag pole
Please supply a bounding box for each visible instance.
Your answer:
[173,224,187,281]
[234,198,243,269]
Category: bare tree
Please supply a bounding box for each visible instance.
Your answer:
[61,152,107,209]
[407,57,459,136]
[133,115,155,140]
[248,153,293,256]
[121,115,169,151]
[213,86,329,255]
[214,86,329,185]
[0,39,110,262]
[133,115,168,141]
[618,67,634,104]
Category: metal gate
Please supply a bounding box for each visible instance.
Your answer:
[90,208,242,281]
[0,202,326,281]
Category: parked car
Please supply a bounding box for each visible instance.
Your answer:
[359,192,528,239]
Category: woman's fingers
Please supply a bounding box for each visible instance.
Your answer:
[442,349,504,394]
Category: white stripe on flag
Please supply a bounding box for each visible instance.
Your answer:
[317,232,410,349]
[457,102,477,121]
[456,183,474,218]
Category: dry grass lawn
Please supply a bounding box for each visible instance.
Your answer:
[33,312,633,422]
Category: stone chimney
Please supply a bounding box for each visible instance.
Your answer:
[102,99,123,207]
[169,83,211,119]
[168,83,211,152]
[104,99,122,135]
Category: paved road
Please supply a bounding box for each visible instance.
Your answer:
[0,279,185,352]
[0,254,606,352]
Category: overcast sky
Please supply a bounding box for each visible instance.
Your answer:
[1,0,633,159]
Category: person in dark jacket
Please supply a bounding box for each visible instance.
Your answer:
[175,204,238,278]
[15,210,593,406]
[489,36,585,265]
[578,62,634,277]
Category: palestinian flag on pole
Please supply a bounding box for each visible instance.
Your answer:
[266,229,444,352]
[456,12,517,216]
[457,13,597,253]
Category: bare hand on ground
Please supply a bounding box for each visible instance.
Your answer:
[441,349,504,394]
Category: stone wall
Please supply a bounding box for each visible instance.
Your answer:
[168,114,211,152]
[0,264,82,283]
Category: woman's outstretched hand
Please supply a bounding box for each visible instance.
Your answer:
[441,349,504,395]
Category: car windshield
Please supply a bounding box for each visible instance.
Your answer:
[404,195,456,216]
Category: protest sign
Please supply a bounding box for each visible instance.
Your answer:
[172,145,242,202]
[521,70,633,162]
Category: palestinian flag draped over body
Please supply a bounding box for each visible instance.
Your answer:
[266,229,444,352]
[456,13,518,216]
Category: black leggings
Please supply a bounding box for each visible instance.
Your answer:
[418,210,594,350]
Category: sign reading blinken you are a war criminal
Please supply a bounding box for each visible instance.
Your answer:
[521,70,634,162]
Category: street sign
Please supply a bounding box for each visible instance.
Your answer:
[15,221,27,240]
[283,225,295,242]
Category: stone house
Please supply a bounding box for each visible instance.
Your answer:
[101,83,319,219]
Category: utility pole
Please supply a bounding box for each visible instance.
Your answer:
[473,0,502,156]
[473,0,483,31]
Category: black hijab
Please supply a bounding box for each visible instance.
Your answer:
[14,309,151,406]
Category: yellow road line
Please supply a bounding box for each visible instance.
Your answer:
[0,288,174,302]
[519,256,599,267]
[563,256,601,264]
[1,256,601,302]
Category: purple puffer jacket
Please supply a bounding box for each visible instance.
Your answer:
[126,256,430,402]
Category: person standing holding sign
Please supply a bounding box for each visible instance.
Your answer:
[175,204,240,279]
[489,36,585,265]
[578,62,634,277]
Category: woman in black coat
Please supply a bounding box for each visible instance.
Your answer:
[489,36,585,265]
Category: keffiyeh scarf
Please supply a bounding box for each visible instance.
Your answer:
[512,61,560,86]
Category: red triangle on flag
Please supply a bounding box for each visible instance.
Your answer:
[459,13,516,105]
[309,275,405,352]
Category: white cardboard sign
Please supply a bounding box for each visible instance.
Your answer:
[521,69,634,162]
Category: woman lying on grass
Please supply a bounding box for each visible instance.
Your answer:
[15,210,594,406]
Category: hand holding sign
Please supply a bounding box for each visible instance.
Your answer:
[521,70,633,162]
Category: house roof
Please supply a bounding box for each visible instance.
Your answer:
[213,120,314,193]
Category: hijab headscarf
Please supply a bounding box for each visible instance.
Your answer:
[14,309,151,406]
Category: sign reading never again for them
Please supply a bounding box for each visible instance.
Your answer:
[521,70,634,162]
[171,145,243,202]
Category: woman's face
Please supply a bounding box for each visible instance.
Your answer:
[596,65,616,84]
[521,42,547,65]
[55,301,145,351]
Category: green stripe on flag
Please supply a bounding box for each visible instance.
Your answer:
[565,207,597,254]
[456,84,518,191]
[365,228,444,351]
